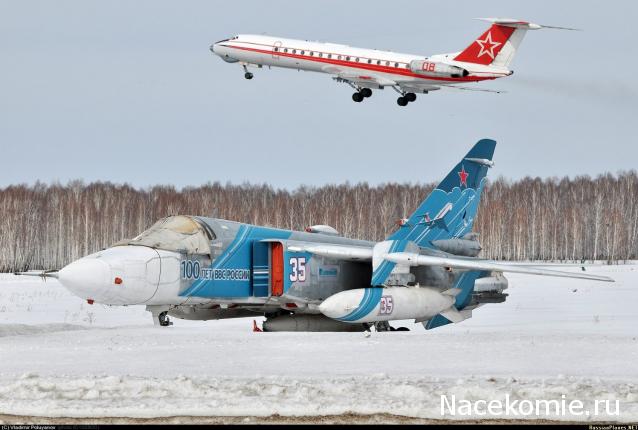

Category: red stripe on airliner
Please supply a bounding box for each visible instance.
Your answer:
[220,43,493,83]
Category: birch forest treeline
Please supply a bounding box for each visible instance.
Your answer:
[1,172,637,272]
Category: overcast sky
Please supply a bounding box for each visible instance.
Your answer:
[1,0,636,189]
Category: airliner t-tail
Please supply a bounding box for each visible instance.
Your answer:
[210,18,576,106]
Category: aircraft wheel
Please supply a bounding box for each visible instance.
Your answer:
[361,88,372,98]
[405,92,417,102]
[352,92,364,102]
[395,327,410,331]
[244,72,254,80]
[397,96,408,106]
[158,311,173,327]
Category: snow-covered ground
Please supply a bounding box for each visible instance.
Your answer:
[0,263,636,422]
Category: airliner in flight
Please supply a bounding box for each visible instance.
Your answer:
[210,18,576,106]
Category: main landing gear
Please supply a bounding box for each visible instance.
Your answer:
[352,87,373,103]
[397,92,416,106]
[366,321,411,332]
[392,86,417,106]
[242,64,253,80]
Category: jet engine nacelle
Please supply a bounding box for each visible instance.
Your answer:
[409,60,469,78]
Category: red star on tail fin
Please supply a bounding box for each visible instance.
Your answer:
[458,166,469,187]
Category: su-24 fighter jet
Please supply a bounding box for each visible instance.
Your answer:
[20,139,613,332]
[210,18,577,106]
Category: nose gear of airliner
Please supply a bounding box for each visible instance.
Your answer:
[242,64,254,80]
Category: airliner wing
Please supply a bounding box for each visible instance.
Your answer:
[384,252,615,282]
[323,65,397,87]
[436,83,506,93]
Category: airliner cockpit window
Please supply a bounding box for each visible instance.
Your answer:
[118,215,213,255]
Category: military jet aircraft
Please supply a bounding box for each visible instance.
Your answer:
[20,139,613,331]
[210,18,577,106]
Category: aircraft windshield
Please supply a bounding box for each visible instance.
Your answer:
[120,215,213,255]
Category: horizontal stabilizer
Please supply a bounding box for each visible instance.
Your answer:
[384,252,615,282]
[474,18,581,31]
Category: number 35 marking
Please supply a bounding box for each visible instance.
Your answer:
[379,295,394,315]
[289,257,307,282]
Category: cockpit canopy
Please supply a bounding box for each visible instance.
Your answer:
[116,215,214,255]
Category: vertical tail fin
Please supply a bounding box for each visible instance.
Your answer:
[388,139,496,247]
[453,19,547,68]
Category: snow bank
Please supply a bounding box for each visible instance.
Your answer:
[1,264,637,422]
[1,374,635,421]
[0,323,90,338]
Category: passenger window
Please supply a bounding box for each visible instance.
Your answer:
[301,50,305,55]
[327,54,331,59]
[338,55,342,60]
[386,61,390,66]
[292,49,296,54]
[367,59,372,64]
[377,60,381,65]
[355,57,359,62]
[274,47,279,52]
[319,52,323,58]
[284,48,288,53]
[310,51,313,56]
[394,62,399,67]
[346,56,350,61]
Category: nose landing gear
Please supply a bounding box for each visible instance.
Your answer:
[242,64,254,80]
[158,311,173,327]
[147,305,173,327]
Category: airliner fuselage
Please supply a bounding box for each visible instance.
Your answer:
[209,19,562,105]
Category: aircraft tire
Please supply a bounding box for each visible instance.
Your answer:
[397,96,408,106]
[405,92,417,102]
[361,88,372,98]
[352,92,364,102]
[244,72,254,80]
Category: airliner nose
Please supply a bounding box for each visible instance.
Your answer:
[209,43,216,53]
[58,257,111,301]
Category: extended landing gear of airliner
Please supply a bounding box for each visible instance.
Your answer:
[352,87,373,103]
[242,64,253,80]
[393,86,417,106]
[397,92,416,106]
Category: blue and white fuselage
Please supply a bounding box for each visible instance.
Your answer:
[47,139,612,331]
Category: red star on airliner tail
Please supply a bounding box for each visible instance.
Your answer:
[475,31,502,59]
[458,166,469,187]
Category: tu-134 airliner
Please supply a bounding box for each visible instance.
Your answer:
[210,18,576,106]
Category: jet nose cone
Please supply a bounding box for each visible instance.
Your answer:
[58,258,111,301]
[209,43,216,53]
